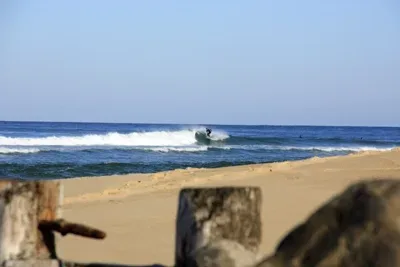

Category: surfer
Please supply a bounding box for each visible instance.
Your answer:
[206,128,212,137]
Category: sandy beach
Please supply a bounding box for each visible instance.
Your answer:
[58,149,400,265]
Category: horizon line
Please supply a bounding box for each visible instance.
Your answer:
[0,119,398,128]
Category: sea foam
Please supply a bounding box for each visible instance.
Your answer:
[0,147,41,154]
[0,129,229,147]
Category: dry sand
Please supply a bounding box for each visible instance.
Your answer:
[58,148,400,265]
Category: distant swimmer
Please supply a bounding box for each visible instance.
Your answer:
[206,128,212,137]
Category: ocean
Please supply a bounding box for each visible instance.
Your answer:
[0,121,399,179]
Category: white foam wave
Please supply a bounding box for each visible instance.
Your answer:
[0,130,203,147]
[209,131,229,141]
[281,146,394,152]
[146,146,208,152]
[210,145,394,152]
[0,147,41,154]
[0,145,209,154]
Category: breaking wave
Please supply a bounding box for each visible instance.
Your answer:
[0,144,393,155]
[0,129,229,147]
[0,147,41,154]
[280,146,394,152]
[145,146,208,152]
[210,145,394,152]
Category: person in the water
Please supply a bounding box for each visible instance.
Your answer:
[206,128,212,137]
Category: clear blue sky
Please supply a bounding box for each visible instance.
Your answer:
[1,1,399,126]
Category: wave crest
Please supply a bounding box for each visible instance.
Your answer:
[0,130,204,147]
[0,147,41,154]
[281,146,394,152]
[145,146,208,152]
[209,145,394,152]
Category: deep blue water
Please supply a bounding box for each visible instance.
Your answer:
[0,121,399,179]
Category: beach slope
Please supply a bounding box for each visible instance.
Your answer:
[58,149,400,265]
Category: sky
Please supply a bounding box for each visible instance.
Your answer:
[1,1,399,126]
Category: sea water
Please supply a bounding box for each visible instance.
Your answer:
[0,121,399,179]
